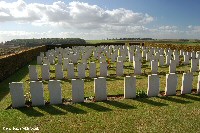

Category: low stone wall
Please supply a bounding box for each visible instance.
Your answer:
[144,42,200,51]
[0,46,46,81]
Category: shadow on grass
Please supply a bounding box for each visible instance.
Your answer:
[107,76,124,81]
[37,105,66,115]
[0,60,37,101]
[56,104,87,114]
[124,65,133,69]
[175,70,185,74]
[83,78,94,82]
[17,107,44,117]
[177,94,200,102]
[108,68,116,70]
[159,65,169,68]
[141,64,149,68]
[102,100,136,109]
[49,70,55,73]
[136,97,168,106]
[80,102,112,112]
[136,76,143,79]
[61,78,71,83]
[158,96,192,104]
[157,71,167,76]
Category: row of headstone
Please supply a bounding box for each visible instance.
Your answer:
[36,45,200,80]
[9,77,105,108]
[37,45,200,67]
[29,62,99,80]
[31,56,200,81]
[10,72,199,108]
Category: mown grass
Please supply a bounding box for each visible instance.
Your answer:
[0,55,200,132]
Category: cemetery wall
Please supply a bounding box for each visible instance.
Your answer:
[144,42,200,51]
[0,46,46,81]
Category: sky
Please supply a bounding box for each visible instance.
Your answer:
[0,0,200,42]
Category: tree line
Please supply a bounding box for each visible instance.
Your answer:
[4,38,86,47]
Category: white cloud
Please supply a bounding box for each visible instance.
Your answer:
[187,25,200,33]
[0,1,199,41]
[0,31,54,42]
[158,26,177,30]
[0,0,153,29]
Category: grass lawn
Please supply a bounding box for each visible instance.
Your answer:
[0,55,200,132]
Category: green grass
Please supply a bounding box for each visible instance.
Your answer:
[0,55,200,132]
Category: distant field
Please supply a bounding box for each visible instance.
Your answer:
[86,40,117,44]
[156,41,200,46]
[86,40,200,46]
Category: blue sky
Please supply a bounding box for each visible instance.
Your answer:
[0,0,200,42]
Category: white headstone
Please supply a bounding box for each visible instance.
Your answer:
[89,62,96,78]
[48,55,55,65]
[30,81,45,106]
[169,60,176,73]
[124,76,136,99]
[166,55,171,66]
[58,54,63,64]
[165,73,178,96]
[159,55,164,66]
[9,82,25,108]
[100,56,106,63]
[151,60,158,74]
[40,52,44,58]
[72,79,84,103]
[55,64,64,79]
[67,63,75,79]
[147,74,160,97]
[174,54,179,66]
[183,54,189,65]
[142,50,146,58]
[43,57,50,65]
[83,62,88,69]
[100,62,107,77]
[146,53,151,61]
[41,64,50,80]
[191,51,196,59]
[190,59,198,72]
[63,58,69,71]
[154,52,160,61]
[111,54,116,62]
[48,80,62,104]
[197,73,200,94]
[134,61,141,75]
[128,52,133,62]
[28,65,38,81]
[187,52,192,59]
[117,56,123,62]
[37,56,42,65]
[71,54,78,64]
[94,77,107,101]
[181,73,193,94]
[133,56,139,62]
[116,61,123,76]
[78,63,85,78]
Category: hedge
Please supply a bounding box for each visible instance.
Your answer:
[0,46,46,81]
[143,42,200,52]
